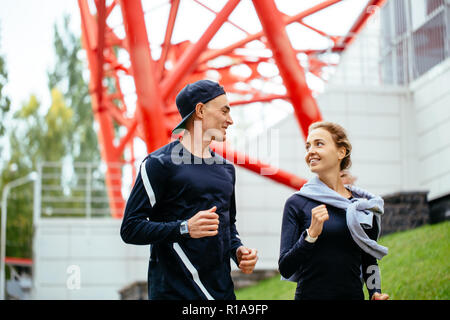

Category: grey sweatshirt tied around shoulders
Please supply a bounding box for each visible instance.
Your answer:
[295,176,389,260]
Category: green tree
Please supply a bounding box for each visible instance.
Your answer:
[2,91,74,259]
[0,30,11,159]
[0,35,32,261]
[47,14,108,217]
[1,14,107,260]
[48,14,99,163]
[11,90,73,165]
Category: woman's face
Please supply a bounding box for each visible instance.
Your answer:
[304,127,346,175]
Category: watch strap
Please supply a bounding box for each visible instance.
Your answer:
[180,220,190,237]
[305,229,318,243]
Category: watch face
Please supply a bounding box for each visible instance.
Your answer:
[181,222,188,234]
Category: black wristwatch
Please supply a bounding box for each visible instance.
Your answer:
[180,220,190,238]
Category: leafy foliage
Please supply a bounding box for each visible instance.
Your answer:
[0,32,11,153]
[1,15,103,260]
[48,14,99,163]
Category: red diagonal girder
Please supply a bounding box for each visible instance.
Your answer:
[253,0,323,139]
[78,0,386,218]
[119,0,168,152]
[197,0,343,65]
[160,0,241,101]
[337,0,388,49]
[79,0,124,218]
[157,0,180,80]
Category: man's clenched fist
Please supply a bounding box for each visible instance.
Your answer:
[236,246,258,274]
[187,206,220,238]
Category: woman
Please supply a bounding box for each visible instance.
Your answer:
[279,121,390,300]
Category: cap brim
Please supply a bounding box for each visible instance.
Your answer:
[172,109,196,134]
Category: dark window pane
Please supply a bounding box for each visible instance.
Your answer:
[426,0,444,15]
[394,0,407,36]
[412,12,446,78]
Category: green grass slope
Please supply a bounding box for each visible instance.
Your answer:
[236,221,450,300]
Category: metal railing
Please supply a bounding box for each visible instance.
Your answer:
[35,161,137,220]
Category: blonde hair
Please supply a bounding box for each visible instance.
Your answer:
[308,121,352,171]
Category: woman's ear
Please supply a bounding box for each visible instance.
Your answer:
[338,146,347,160]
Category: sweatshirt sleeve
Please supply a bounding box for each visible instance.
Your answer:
[228,167,244,265]
[120,156,183,245]
[278,195,316,279]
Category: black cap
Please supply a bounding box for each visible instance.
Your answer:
[172,80,226,133]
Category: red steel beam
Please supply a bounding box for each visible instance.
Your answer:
[157,0,180,80]
[230,94,289,107]
[192,0,250,35]
[211,142,307,190]
[300,0,387,56]
[160,0,240,101]
[94,0,106,103]
[79,0,124,218]
[4,257,33,267]
[119,0,169,152]
[252,0,322,138]
[299,21,340,45]
[105,0,116,17]
[78,0,380,216]
[114,119,139,159]
[338,0,388,49]
[199,0,342,65]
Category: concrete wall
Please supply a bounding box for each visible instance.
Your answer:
[32,218,148,299]
[234,168,293,270]
[410,59,450,201]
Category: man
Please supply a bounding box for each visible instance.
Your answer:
[120,80,258,300]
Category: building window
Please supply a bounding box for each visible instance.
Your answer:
[394,0,407,36]
[426,0,445,15]
[412,11,446,79]
[380,0,448,85]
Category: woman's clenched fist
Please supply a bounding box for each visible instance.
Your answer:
[308,204,329,238]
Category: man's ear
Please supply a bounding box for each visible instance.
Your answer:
[195,102,204,119]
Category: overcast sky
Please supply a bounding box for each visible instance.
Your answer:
[0,0,369,114]
[0,0,80,111]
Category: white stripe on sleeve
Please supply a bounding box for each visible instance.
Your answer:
[140,159,156,207]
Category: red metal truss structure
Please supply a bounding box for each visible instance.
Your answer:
[78,0,386,218]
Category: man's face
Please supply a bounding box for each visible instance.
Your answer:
[201,94,233,142]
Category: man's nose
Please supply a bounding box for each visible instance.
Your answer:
[227,114,233,125]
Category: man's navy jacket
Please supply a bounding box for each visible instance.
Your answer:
[120,140,243,300]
